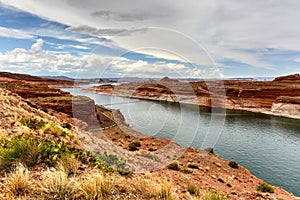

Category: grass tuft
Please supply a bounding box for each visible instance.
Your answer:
[6,163,32,197]
[38,168,79,199]
[187,184,200,196]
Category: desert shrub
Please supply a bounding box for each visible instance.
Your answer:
[257,182,274,193]
[201,191,227,200]
[62,122,72,130]
[128,141,141,151]
[167,162,180,171]
[44,124,67,137]
[217,178,225,183]
[187,185,199,196]
[96,152,131,175]
[181,168,193,174]
[20,118,46,130]
[187,163,199,169]
[0,135,39,166]
[148,147,157,151]
[228,161,239,169]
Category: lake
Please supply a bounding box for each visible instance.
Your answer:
[62,86,300,197]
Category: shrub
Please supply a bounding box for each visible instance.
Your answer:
[20,118,46,130]
[181,168,193,174]
[96,152,131,175]
[257,182,274,193]
[187,164,199,169]
[167,162,180,171]
[62,122,72,130]
[44,124,67,137]
[0,135,39,166]
[128,141,141,151]
[217,178,225,183]
[187,184,199,196]
[228,161,239,169]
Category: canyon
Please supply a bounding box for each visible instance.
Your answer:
[0,72,299,199]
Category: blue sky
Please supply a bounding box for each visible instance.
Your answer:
[0,1,299,79]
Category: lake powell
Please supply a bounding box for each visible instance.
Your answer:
[63,87,300,196]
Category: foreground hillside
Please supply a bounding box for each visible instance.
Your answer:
[90,74,300,119]
[0,73,299,199]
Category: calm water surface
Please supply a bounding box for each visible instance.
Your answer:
[62,87,300,196]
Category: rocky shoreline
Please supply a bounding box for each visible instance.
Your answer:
[86,74,300,120]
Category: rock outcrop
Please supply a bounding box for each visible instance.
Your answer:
[0,74,112,129]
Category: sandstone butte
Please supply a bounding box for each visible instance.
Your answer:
[89,74,300,120]
[0,71,299,199]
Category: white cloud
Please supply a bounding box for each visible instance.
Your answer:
[2,0,300,74]
[0,26,33,39]
[0,39,222,78]
[105,57,223,78]
[294,58,300,63]
[30,38,43,53]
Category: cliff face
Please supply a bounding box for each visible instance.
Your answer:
[270,96,300,117]
[90,75,300,119]
[0,76,111,129]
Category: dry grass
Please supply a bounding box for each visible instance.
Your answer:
[189,191,228,200]
[159,179,178,200]
[2,164,186,200]
[37,168,80,199]
[58,155,81,176]
[78,171,114,199]
[5,163,32,198]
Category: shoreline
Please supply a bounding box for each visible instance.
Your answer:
[90,93,300,198]
[84,89,300,121]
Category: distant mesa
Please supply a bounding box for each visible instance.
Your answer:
[159,77,179,82]
[273,73,300,81]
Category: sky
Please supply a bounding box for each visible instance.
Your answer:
[0,0,300,79]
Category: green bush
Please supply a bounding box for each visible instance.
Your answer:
[257,182,274,193]
[0,135,130,176]
[96,152,131,175]
[20,118,47,130]
[228,161,239,169]
[128,141,141,151]
[167,162,180,171]
[187,184,199,195]
[0,135,39,166]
